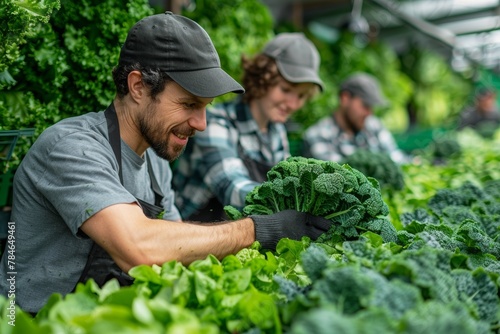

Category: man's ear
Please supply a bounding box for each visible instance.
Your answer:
[339,90,351,105]
[127,70,145,103]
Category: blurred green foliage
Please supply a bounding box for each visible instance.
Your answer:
[401,47,472,128]
[0,0,154,171]
[0,0,61,74]
[182,0,275,103]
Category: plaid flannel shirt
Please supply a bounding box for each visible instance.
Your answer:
[302,114,407,164]
[173,99,290,219]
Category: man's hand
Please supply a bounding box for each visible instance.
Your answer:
[250,210,333,250]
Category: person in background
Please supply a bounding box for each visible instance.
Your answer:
[457,87,499,134]
[173,32,324,221]
[302,72,407,164]
[0,13,333,315]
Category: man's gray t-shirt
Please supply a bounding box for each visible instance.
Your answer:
[0,111,181,313]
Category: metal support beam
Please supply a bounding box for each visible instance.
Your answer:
[367,0,456,48]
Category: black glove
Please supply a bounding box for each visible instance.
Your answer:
[250,210,333,250]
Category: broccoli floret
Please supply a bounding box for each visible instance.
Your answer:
[341,149,405,190]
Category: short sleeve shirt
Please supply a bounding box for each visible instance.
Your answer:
[0,111,180,313]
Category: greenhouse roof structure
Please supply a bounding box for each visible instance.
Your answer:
[261,0,500,74]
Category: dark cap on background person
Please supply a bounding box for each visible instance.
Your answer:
[263,32,324,91]
[118,11,244,98]
[475,86,496,99]
[340,72,388,107]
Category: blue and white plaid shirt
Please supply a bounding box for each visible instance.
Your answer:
[173,99,290,219]
[302,114,408,164]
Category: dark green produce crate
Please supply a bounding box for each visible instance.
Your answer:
[0,169,14,208]
[0,129,35,161]
[393,127,450,153]
[0,129,35,250]
[0,130,21,162]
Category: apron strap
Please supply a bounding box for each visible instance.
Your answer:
[104,104,123,183]
[145,152,164,207]
[105,103,163,205]
[74,104,165,290]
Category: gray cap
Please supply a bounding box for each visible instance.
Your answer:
[118,12,244,98]
[263,33,324,91]
[340,72,387,107]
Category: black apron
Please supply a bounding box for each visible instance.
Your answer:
[188,152,274,222]
[74,104,165,288]
[188,103,275,222]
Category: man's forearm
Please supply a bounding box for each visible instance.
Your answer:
[81,203,256,272]
[120,218,257,269]
[161,217,256,265]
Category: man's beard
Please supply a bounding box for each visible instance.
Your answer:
[344,103,364,134]
[344,113,361,134]
[139,103,194,162]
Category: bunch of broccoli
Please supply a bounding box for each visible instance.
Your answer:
[340,149,405,190]
[224,156,397,243]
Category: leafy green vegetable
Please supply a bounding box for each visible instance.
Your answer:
[399,300,488,334]
[0,0,60,74]
[225,156,397,243]
[341,149,405,190]
[430,137,462,160]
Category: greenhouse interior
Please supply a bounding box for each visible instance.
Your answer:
[1,0,500,333]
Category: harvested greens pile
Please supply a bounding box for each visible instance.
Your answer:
[225,156,398,243]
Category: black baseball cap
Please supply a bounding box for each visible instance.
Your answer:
[119,12,244,98]
[263,33,324,91]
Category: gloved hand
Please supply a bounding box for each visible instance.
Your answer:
[250,210,333,250]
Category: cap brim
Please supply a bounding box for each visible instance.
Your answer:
[277,62,324,92]
[168,68,244,98]
[365,96,389,108]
